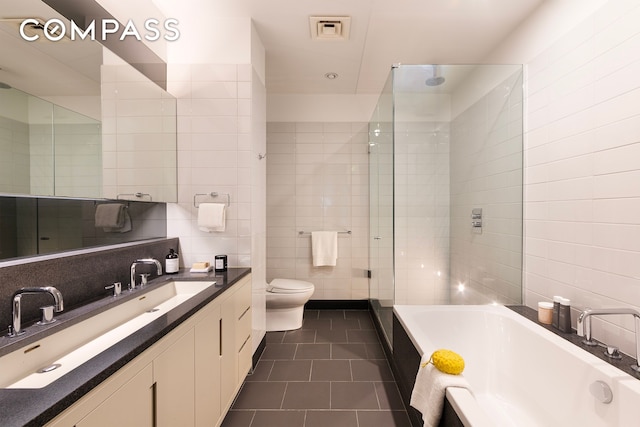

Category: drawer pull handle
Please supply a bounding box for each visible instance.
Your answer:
[238,306,251,320]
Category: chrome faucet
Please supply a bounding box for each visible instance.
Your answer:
[8,287,64,337]
[577,307,640,372]
[130,258,163,290]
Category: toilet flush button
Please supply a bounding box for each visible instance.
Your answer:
[589,380,613,404]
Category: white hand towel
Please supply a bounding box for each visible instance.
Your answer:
[102,209,132,233]
[198,203,226,232]
[311,231,338,267]
[95,203,126,228]
[410,355,472,427]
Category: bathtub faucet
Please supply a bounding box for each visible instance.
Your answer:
[577,307,640,372]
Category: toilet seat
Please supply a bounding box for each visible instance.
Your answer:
[268,278,314,294]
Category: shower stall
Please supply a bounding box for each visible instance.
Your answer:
[369,64,524,345]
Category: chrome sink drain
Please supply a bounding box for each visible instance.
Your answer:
[37,363,61,374]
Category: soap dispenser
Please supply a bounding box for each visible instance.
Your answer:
[166,248,179,274]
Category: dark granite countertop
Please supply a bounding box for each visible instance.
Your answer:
[0,267,251,427]
[508,305,640,381]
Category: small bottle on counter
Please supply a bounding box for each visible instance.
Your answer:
[214,255,227,272]
[538,301,553,325]
[558,297,572,333]
[552,295,562,329]
[166,248,179,274]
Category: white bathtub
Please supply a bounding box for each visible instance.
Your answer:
[394,304,640,427]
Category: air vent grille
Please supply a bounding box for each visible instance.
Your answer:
[309,16,351,40]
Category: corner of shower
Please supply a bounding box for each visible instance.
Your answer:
[368,64,524,348]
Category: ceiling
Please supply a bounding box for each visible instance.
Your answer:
[0,0,546,99]
[153,0,546,95]
[0,0,102,98]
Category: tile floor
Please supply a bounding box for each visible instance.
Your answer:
[221,309,411,427]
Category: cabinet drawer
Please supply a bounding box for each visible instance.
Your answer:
[234,279,252,319]
[236,309,251,350]
[237,334,252,379]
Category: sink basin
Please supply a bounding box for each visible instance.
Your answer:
[0,281,216,389]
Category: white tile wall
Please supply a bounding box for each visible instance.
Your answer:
[266,122,369,300]
[0,116,30,195]
[101,61,177,202]
[394,121,451,305]
[166,63,267,353]
[450,71,524,305]
[524,0,640,356]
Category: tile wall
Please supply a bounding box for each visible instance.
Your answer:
[450,70,524,305]
[0,116,29,195]
[524,1,640,355]
[166,62,267,352]
[266,122,369,300]
[101,56,177,203]
[393,121,451,305]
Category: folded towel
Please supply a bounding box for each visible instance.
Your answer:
[198,203,226,232]
[410,354,472,427]
[311,231,338,266]
[102,209,132,233]
[95,203,126,228]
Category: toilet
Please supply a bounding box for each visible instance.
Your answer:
[265,279,315,331]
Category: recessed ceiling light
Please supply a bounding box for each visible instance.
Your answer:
[324,72,339,80]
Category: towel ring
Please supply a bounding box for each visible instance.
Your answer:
[194,192,231,208]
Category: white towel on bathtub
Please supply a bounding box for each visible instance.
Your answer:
[410,354,472,427]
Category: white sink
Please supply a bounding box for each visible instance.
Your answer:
[0,281,216,389]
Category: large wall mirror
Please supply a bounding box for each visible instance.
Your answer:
[0,0,177,202]
[0,0,175,261]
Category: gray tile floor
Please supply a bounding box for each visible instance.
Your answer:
[221,309,411,427]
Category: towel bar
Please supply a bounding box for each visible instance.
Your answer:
[194,192,231,208]
[298,230,351,235]
[117,192,152,201]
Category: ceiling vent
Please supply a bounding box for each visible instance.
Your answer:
[310,16,351,41]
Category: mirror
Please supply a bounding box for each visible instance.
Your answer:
[0,0,177,202]
[0,195,167,261]
[0,87,102,198]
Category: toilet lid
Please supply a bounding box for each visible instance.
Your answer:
[268,278,314,294]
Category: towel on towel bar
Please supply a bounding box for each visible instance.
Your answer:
[410,354,472,427]
[311,231,338,266]
[95,203,131,232]
[198,203,226,232]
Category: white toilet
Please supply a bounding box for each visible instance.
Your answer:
[265,279,315,331]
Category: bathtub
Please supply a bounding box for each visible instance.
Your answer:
[393,305,640,427]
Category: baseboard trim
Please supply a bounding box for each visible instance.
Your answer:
[252,334,266,370]
[305,299,369,310]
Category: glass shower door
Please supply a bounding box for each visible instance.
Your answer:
[369,71,395,346]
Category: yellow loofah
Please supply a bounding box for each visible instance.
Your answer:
[423,349,465,375]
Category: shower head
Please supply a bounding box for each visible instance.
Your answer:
[0,82,11,89]
[425,65,445,87]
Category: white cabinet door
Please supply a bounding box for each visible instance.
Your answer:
[76,364,153,427]
[154,329,195,427]
[194,303,221,427]
[219,293,238,413]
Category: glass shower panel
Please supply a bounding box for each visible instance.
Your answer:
[368,64,524,345]
[369,71,395,346]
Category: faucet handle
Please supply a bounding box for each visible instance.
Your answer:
[605,346,622,360]
[139,274,150,287]
[105,282,122,297]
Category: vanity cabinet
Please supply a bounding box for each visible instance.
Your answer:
[75,364,154,427]
[46,274,252,427]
